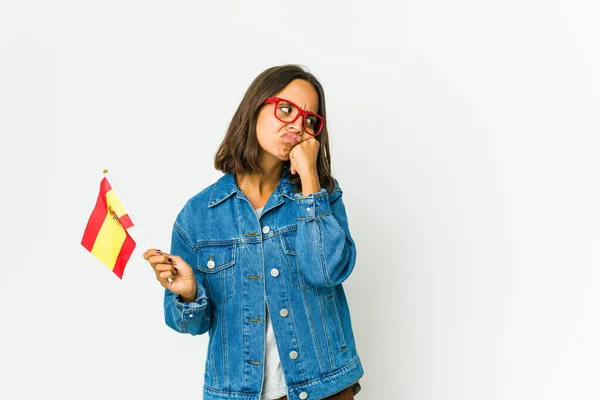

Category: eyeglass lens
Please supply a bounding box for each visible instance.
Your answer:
[275,100,323,135]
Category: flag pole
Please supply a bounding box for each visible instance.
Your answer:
[102,169,152,249]
[103,169,173,283]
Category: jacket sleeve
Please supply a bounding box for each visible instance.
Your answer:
[293,181,357,287]
[163,220,212,336]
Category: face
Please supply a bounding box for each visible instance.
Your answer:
[255,79,320,162]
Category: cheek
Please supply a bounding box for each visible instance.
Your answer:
[255,110,295,159]
[256,112,279,138]
[256,116,286,146]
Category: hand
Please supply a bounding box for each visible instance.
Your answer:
[289,138,320,179]
[143,249,197,301]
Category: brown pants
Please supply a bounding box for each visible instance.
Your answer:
[276,385,354,400]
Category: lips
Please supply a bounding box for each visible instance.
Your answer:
[282,134,300,144]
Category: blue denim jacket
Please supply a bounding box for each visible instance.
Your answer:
[164,172,364,400]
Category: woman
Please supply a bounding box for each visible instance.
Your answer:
[144,64,364,400]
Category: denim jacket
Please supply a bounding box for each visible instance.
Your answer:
[164,172,364,400]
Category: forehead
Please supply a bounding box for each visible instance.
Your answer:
[274,79,319,113]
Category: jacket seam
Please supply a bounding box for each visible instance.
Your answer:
[287,356,361,390]
[203,385,261,396]
[173,221,199,253]
[316,288,335,370]
[317,216,333,287]
[301,285,326,373]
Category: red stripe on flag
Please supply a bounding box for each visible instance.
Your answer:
[119,214,134,230]
[81,177,111,251]
[100,176,112,194]
[112,232,136,279]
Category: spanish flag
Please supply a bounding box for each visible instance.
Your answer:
[81,176,136,279]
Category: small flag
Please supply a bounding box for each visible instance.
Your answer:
[81,176,136,279]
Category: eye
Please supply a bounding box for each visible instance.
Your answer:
[305,116,316,127]
[278,103,293,114]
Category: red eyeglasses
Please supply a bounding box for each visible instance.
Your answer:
[263,97,325,137]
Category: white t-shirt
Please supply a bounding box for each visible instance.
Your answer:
[254,206,288,399]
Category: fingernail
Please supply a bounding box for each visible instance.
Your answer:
[156,249,162,254]
[174,267,178,272]
[168,257,173,263]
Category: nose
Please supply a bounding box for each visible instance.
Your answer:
[287,114,304,134]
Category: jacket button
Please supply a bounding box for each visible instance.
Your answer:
[207,260,215,269]
[279,308,289,317]
[289,350,298,359]
[262,226,270,234]
[299,392,308,399]
[270,268,279,277]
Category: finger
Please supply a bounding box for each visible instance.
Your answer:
[148,254,174,264]
[157,272,173,288]
[147,255,175,270]
[158,269,176,281]
[166,255,185,268]
[155,262,177,275]
[143,248,163,260]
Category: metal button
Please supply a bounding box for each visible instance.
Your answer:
[270,268,279,277]
[262,226,270,234]
[289,350,298,359]
[306,207,311,212]
[280,309,289,317]
[189,314,193,318]
[207,260,215,269]
[299,392,308,399]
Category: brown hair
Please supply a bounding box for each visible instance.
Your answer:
[214,64,335,194]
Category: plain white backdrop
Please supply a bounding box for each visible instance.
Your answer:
[1,1,599,399]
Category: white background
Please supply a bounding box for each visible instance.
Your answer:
[1,1,599,399]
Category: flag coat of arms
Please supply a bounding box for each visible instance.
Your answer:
[81,177,136,279]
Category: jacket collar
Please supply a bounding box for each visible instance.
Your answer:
[208,172,297,208]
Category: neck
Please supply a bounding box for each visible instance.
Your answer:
[235,163,284,198]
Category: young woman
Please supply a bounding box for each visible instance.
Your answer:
[144,64,363,400]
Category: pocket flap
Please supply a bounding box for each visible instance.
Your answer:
[197,244,236,273]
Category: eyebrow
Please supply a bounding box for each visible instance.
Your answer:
[279,98,319,113]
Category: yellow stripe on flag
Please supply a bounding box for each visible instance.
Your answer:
[91,212,127,271]
[106,189,127,218]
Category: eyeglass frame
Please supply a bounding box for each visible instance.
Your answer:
[262,97,325,137]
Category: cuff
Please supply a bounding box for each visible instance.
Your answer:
[294,188,332,221]
[173,284,208,318]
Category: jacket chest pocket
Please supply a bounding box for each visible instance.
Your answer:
[197,244,237,305]
[280,230,314,290]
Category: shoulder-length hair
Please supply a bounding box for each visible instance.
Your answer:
[214,64,335,194]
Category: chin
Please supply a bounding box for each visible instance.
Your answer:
[277,147,292,160]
